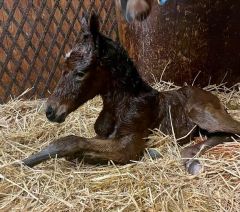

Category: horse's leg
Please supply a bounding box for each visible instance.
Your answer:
[22,135,145,167]
[94,108,115,138]
[120,0,151,22]
[22,136,82,167]
[181,135,236,175]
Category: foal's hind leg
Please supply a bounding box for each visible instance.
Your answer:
[22,135,144,167]
[181,135,235,175]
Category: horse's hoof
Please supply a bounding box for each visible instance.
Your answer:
[185,159,202,175]
[146,148,161,160]
[126,0,150,23]
[158,0,168,5]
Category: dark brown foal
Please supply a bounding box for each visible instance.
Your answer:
[23,14,240,174]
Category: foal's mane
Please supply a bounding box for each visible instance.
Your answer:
[98,34,147,93]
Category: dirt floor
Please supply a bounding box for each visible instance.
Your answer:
[0,82,240,211]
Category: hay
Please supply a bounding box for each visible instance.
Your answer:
[0,82,240,211]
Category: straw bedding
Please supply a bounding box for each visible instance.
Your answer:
[0,82,240,211]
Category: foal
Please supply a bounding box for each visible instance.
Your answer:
[23,14,240,174]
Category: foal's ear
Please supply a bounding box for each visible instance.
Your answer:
[89,13,99,42]
[81,13,89,32]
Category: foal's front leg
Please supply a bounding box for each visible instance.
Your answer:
[22,134,145,167]
[94,108,115,138]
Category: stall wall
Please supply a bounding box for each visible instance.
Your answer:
[116,0,240,86]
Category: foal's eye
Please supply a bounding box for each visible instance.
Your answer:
[74,71,85,81]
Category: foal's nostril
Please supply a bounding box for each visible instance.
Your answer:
[46,106,55,120]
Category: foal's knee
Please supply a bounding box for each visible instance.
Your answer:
[119,141,145,163]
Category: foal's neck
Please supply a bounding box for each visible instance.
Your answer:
[99,35,153,96]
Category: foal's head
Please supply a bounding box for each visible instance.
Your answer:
[46,15,107,123]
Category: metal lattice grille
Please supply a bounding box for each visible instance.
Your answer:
[0,0,118,103]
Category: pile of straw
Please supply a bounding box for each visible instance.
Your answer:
[0,82,240,211]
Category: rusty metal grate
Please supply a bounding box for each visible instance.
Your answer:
[0,0,118,103]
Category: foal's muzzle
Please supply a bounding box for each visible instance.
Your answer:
[45,104,67,123]
[46,106,55,120]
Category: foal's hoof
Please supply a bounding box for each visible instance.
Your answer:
[181,147,203,175]
[185,159,202,175]
[146,148,161,160]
